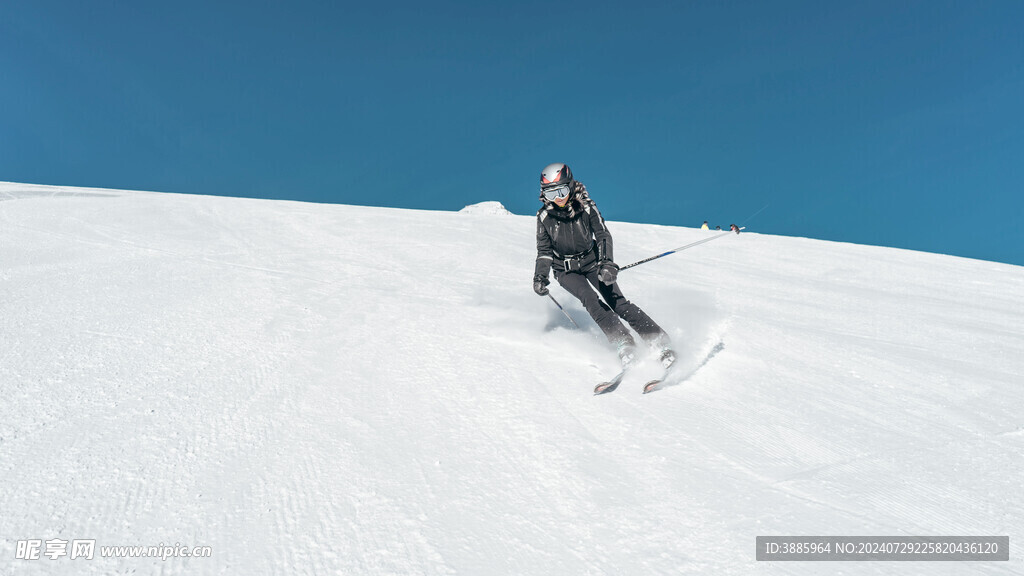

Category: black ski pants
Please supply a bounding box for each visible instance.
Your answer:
[555,268,666,349]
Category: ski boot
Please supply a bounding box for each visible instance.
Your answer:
[594,342,638,395]
[649,333,676,369]
[617,342,638,370]
[659,348,676,369]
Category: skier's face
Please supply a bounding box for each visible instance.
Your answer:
[543,184,572,207]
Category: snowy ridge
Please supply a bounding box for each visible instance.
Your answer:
[458,200,512,215]
[1,181,1022,575]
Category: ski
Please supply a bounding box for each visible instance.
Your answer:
[594,370,627,395]
[642,353,678,394]
[642,378,665,394]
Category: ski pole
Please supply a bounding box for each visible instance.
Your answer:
[620,227,744,271]
[547,293,581,329]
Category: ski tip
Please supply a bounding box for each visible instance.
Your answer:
[642,380,662,394]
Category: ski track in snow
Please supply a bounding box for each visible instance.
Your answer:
[1,182,1022,575]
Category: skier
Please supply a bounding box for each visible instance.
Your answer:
[701,220,710,230]
[532,162,675,369]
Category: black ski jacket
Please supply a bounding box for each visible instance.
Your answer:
[534,181,614,279]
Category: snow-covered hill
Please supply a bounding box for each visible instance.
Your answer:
[1,181,1022,575]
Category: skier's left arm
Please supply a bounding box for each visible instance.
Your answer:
[533,213,553,295]
[588,201,619,285]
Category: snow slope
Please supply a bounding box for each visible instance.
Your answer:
[1,181,1022,575]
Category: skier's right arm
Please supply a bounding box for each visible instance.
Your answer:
[534,213,553,294]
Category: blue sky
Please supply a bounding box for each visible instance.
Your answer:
[3,0,1023,266]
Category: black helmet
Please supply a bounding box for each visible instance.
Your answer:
[540,163,572,189]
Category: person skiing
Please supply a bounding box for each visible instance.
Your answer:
[532,162,675,369]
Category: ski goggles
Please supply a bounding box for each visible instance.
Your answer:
[542,185,571,201]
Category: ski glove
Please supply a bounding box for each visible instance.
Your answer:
[533,274,550,296]
[598,262,619,285]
